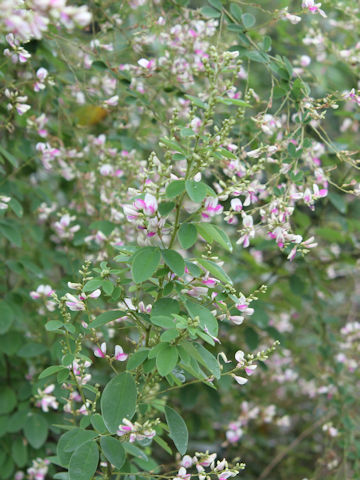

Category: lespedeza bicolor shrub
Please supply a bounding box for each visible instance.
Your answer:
[1,1,360,479]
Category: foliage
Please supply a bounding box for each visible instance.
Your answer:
[1,1,360,479]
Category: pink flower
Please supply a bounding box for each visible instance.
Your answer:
[65,293,85,311]
[30,284,54,300]
[230,198,242,212]
[94,342,107,358]
[232,374,248,385]
[173,467,191,480]
[202,197,223,219]
[245,364,257,376]
[114,345,128,361]
[237,214,255,248]
[181,456,193,469]
[302,0,326,17]
[235,350,245,365]
[104,95,119,106]
[229,315,244,325]
[138,58,156,70]
[235,295,254,316]
[16,103,31,115]
[36,384,59,412]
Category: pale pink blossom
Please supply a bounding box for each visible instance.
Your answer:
[94,342,107,358]
[65,293,85,311]
[114,345,128,361]
[232,374,248,385]
[302,0,327,17]
[36,384,58,412]
[181,456,193,469]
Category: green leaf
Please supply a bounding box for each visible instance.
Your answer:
[83,278,104,292]
[0,222,21,246]
[215,147,237,160]
[244,326,259,349]
[153,435,172,455]
[122,442,148,461]
[193,344,220,379]
[180,128,195,138]
[18,342,48,358]
[161,249,185,276]
[229,3,242,22]
[197,258,232,284]
[45,320,64,331]
[101,373,137,434]
[166,180,186,199]
[102,279,114,295]
[184,260,202,277]
[11,437,27,467]
[64,429,98,452]
[185,181,207,203]
[90,414,107,434]
[184,95,208,109]
[261,35,272,52]
[0,144,18,167]
[160,137,185,153]
[100,437,126,469]
[152,298,180,317]
[151,315,176,329]
[158,201,175,216]
[242,13,256,28]
[24,413,48,448]
[8,198,23,218]
[195,223,232,252]
[208,0,222,10]
[185,300,218,336]
[57,429,89,467]
[89,310,125,329]
[216,97,251,108]
[0,301,14,334]
[164,406,188,455]
[127,349,149,370]
[8,409,28,433]
[148,343,168,360]
[69,441,99,480]
[156,345,178,376]
[0,387,16,415]
[246,50,269,63]
[39,365,67,379]
[329,192,347,214]
[201,6,221,17]
[89,220,115,236]
[132,247,161,283]
[178,223,197,249]
[160,329,179,342]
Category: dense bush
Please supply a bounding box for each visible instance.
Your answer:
[1,1,360,479]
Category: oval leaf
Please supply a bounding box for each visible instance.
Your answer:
[69,440,99,480]
[101,373,137,434]
[156,345,178,376]
[24,413,48,449]
[161,249,185,276]
[0,301,14,334]
[164,406,188,455]
[166,180,185,198]
[39,365,67,379]
[178,223,197,249]
[185,181,207,203]
[132,247,161,283]
[197,258,232,284]
[89,310,125,329]
[100,437,126,469]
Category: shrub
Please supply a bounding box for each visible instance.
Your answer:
[1,1,360,479]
